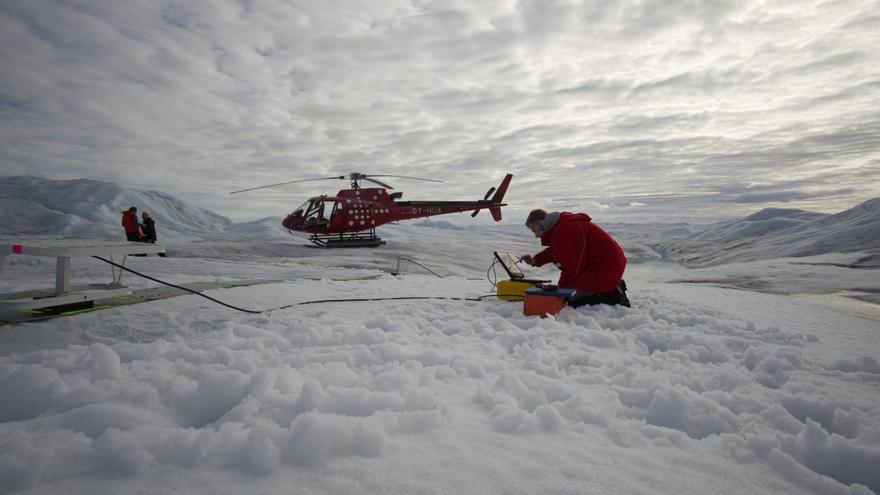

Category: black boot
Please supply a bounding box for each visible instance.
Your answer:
[617,280,630,307]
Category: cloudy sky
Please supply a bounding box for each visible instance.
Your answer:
[1,0,879,222]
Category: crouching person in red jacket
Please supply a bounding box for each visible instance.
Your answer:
[520,209,630,308]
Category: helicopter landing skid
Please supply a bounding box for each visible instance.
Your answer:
[308,230,386,248]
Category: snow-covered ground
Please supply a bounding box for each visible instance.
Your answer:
[1,221,879,494]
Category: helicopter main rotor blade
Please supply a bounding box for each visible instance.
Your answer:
[229,176,345,194]
[363,177,394,189]
[367,174,443,183]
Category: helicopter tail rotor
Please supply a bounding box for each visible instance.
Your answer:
[488,174,512,221]
[470,174,511,220]
[471,186,497,217]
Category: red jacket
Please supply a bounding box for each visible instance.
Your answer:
[121,210,141,234]
[533,212,626,293]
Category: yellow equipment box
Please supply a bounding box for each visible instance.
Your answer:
[496,280,534,300]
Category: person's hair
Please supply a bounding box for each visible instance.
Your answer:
[129,206,137,212]
[525,209,547,226]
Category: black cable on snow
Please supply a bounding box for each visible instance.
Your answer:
[486,258,501,289]
[94,256,277,314]
[91,256,517,315]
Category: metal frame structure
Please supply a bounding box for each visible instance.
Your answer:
[0,237,166,312]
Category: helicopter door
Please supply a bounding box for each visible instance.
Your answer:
[328,201,342,224]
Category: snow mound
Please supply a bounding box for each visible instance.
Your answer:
[743,208,828,223]
[412,219,466,230]
[689,208,826,242]
[0,176,231,238]
[658,198,880,266]
[0,197,114,238]
[224,217,290,240]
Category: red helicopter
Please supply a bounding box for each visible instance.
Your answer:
[231,172,513,247]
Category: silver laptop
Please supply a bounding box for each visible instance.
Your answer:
[493,251,551,285]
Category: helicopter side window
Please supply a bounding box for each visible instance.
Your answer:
[317,205,330,226]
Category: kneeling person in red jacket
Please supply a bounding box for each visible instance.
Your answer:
[520,209,630,308]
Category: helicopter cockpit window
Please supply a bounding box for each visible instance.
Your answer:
[304,200,331,227]
[292,200,310,217]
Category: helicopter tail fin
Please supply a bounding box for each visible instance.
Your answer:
[490,174,512,205]
[489,173,512,221]
[490,205,503,221]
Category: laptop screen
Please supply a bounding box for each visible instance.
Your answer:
[493,251,525,279]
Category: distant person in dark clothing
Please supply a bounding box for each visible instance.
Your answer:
[140,212,167,257]
[121,207,142,242]
[141,212,156,242]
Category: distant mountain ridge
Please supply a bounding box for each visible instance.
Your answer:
[0,175,234,239]
[657,198,880,266]
[687,207,828,242]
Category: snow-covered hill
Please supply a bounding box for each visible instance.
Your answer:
[657,199,880,267]
[689,207,828,241]
[223,216,289,240]
[0,176,231,239]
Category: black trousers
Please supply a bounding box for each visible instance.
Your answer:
[568,280,630,308]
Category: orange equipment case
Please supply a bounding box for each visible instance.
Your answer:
[523,287,577,317]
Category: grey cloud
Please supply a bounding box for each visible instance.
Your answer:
[516,0,584,43]
[629,68,753,98]
[615,0,742,38]
[606,112,713,134]
[842,13,880,31]
[730,189,858,205]
[780,50,868,78]
[777,81,880,115]
[554,78,630,100]
[1,0,878,221]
